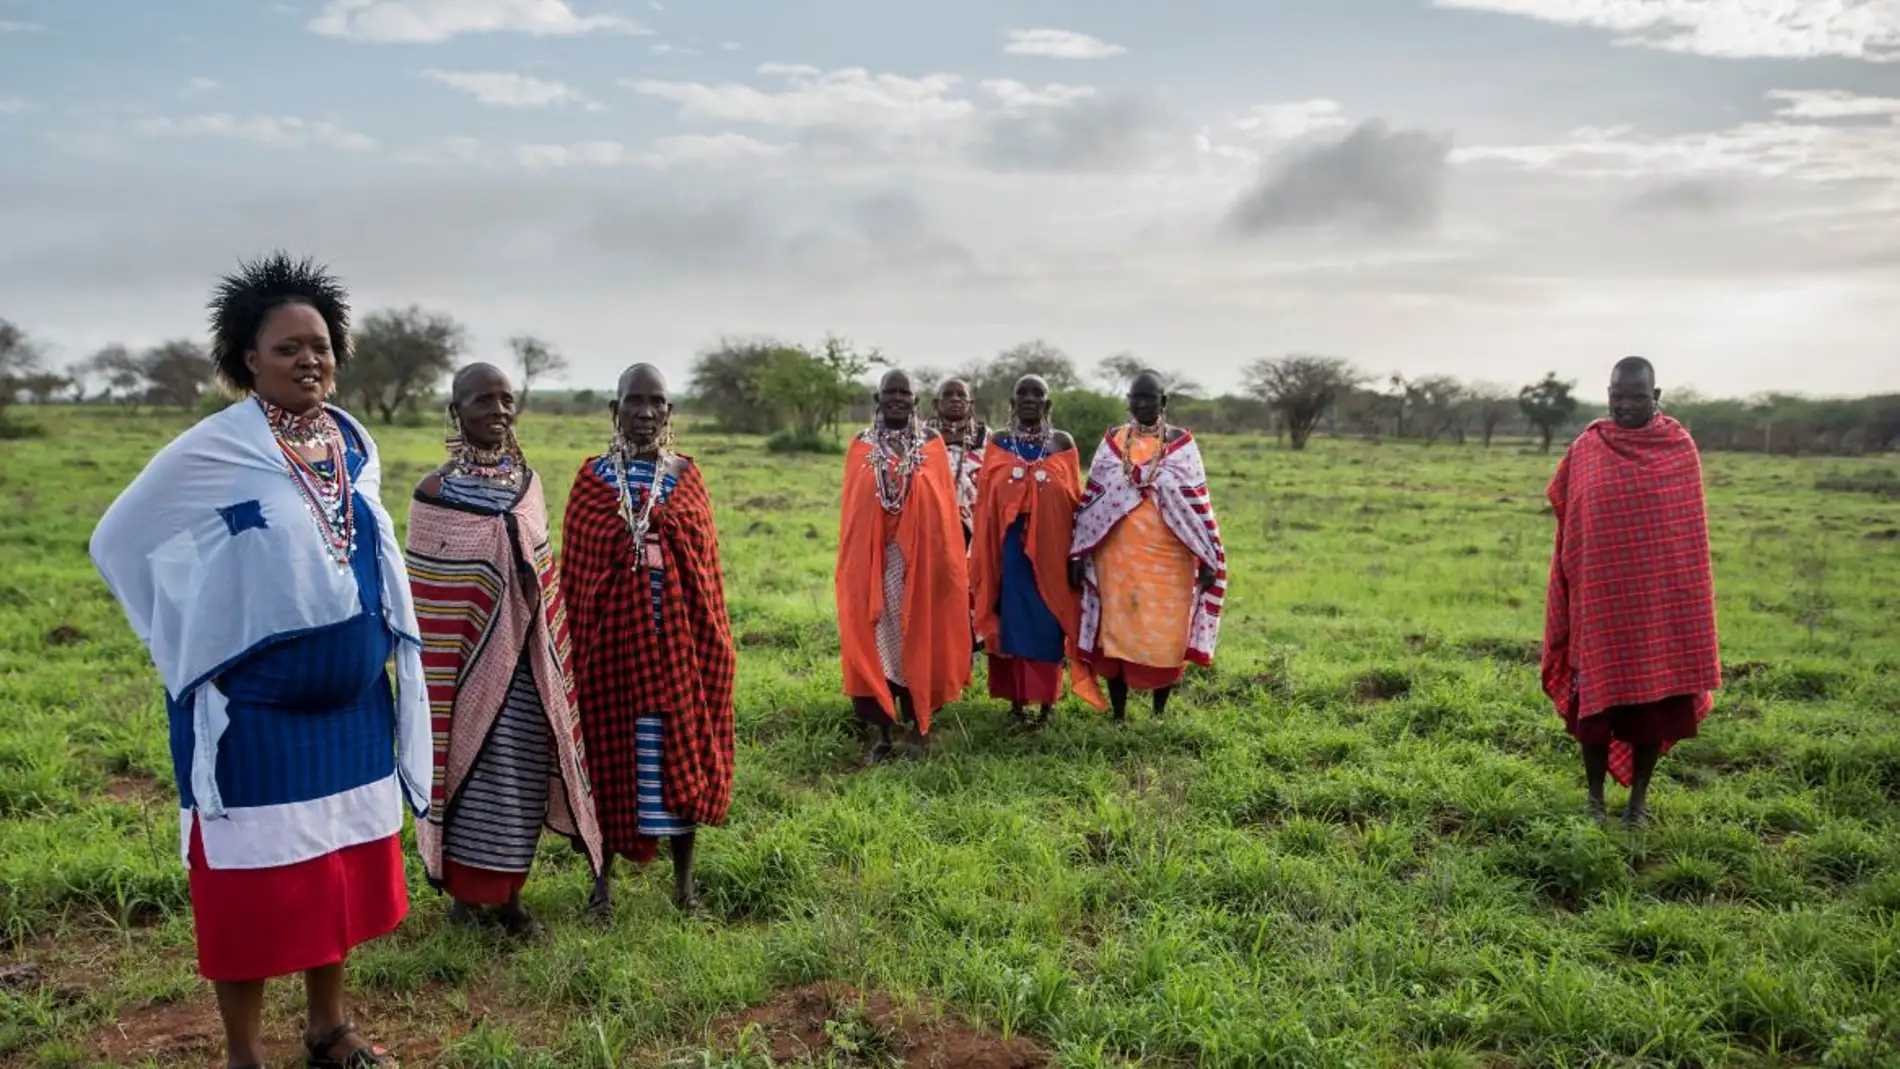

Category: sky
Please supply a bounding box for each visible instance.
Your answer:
[1,0,1897,397]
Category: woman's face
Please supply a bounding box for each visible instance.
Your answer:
[246,302,335,414]
[453,367,517,450]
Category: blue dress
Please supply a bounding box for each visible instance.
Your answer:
[992,437,1067,666]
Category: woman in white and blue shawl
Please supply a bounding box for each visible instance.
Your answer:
[90,253,429,1069]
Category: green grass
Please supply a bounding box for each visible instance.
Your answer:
[4,407,1900,1068]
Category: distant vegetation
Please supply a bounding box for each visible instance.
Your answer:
[3,311,1895,455]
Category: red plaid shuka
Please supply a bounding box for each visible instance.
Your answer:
[560,456,737,862]
[1543,416,1721,785]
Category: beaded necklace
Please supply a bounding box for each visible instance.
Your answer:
[861,417,927,514]
[1119,419,1170,490]
[259,397,354,567]
[447,432,524,489]
[609,438,672,574]
[1003,420,1056,484]
[930,417,983,488]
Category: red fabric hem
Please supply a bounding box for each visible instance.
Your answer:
[1086,656,1183,691]
[986,655,1062,705]
[442,858,527,905]
[187,819,408,983]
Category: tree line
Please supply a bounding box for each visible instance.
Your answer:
[4,311,1895,455]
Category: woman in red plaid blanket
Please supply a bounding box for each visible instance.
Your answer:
[1543,357,1722,828]
[561,365,737,912]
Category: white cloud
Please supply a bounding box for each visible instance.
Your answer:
[1454,92,1900,183]
[1231,99,1350,141]
[181,77,219,98]
[720,40,742,51]
[423,69,602,110]
[626,63,973,129]
[651,42,700,56]
[0,97,33,115]
[134,114,377,152]
[1432,0,1900,62]
[1003,28,1127,59]
[400,131,789,169]
[1768,89,1900,119]
[309,0,646,43]
[0,19,45,31]
[979,80,1097,110]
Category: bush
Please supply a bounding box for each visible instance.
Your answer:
[0,419,47,440]
[766,430,843,455]
[1052,389,1125,440]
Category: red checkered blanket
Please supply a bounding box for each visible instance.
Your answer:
[561,457,737,860]
[1543,416,1721,784]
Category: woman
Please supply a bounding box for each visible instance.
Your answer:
[969,376,1105,728]
[560,364,737,914]
[837,369,973,763]
[927,378,987,547]
[406,363,603,934]
[90,253,428,1069]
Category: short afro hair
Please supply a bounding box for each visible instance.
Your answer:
[208,252,352,394]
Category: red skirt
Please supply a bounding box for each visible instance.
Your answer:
[443,859,527,906]
[1087,656,1183,692]
[186,817,409,983]
[1565,694,1701,747]
[987,655,1062,705]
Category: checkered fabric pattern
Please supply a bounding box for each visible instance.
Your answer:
[1542,416,1722,785]
[561,458,737,859]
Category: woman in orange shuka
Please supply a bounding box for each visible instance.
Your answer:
[968,375,1105,728]
[836,369,973,764]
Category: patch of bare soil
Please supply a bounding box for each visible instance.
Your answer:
[708,982,1048,1069]
[95,996,231,1067]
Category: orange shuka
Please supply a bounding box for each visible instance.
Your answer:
[835,435,973,731]
[969,445,1107,711]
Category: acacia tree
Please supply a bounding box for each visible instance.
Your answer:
[84,344,148,412]
[1243,354,1364,450]
[689,337,783,434]
[1092,353,1204,398]
[1410,375,1468,445]
[1519,372,1581,453]
[508,335,569,409]
[969,340,1079,421]
[0,318,44,421]
[342,306,466,423]
[1467,381,1515,447]
[141,340,216,409]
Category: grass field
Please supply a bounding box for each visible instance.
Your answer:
[4,405,1900,1069]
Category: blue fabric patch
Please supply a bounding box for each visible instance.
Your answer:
[217,499,268,537]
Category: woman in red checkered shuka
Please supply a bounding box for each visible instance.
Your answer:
[559,364,738,913]
[1542,357,1722,828]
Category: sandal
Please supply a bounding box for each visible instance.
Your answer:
[306,1022,398,1068]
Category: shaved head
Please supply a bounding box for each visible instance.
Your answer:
[1609,355,1660,429]
[1130,369,1167,394]
[937,378,968,397]
[879,368,912,393]
[618,362,667,400]
[451,361,509,404]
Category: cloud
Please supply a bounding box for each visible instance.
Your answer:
[1003,28,1127,59]
[651,42,700,56]
[972,84,1179,172]
[1431,0,1900,62]
[309,0,646,43]
[181,77,219,98]
[1627,178,1735,214]
[0,97,33,115]
[1768,89,1900,120]
[423,70,602,109]
[1232,99,1350,142]
[0,19,44,32]
[626,64,973,133]
[720,40,742,51]
[1227,119,1454,235]
[135,114,377,152]
[1454,91,1900,183]
[400,131,790,169]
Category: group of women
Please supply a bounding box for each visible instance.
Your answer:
[88,255,1720,1069]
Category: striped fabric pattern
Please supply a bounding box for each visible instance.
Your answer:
[589,456,678,629]
[442,653,552,874]
[407,554,506,810]
[635,716,692,838]
[437,474,523,512]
